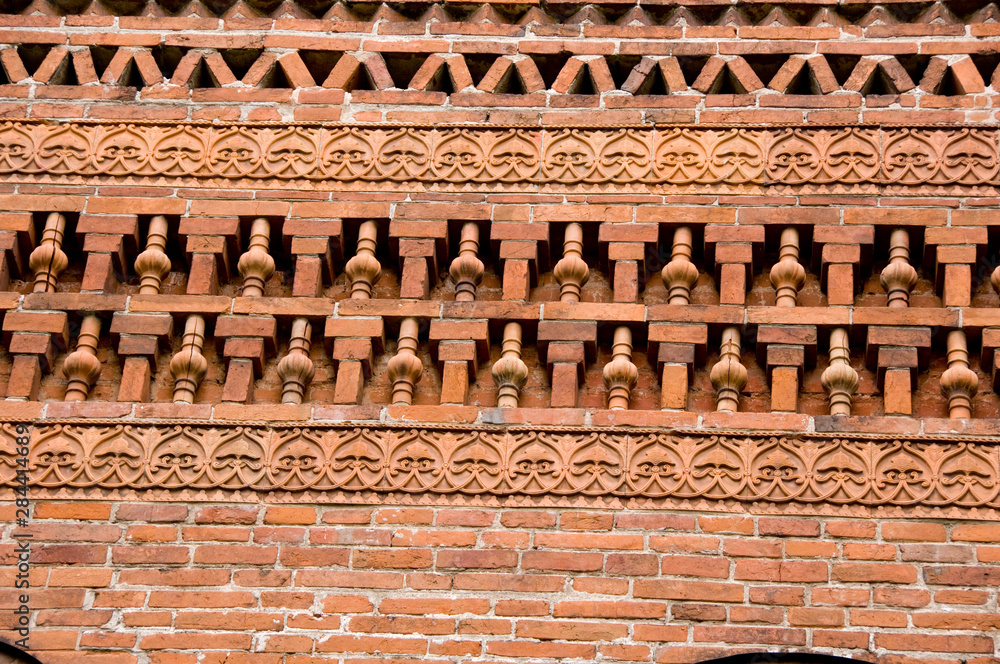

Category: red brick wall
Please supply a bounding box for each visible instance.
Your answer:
[5,502,999,663]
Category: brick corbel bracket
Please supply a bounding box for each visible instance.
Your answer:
[0,212,36,292]
[389,220,449,300]
[979,329,1000,393]
[866,325,932,416]
[647,323,708,410]
[76,212,139,294]
[324,317,386,405]
[490,222,550,301]
[178,216,241,296]
[812,225,874,306]
[2,310,69,400]
[922,227,988,308]
[599,222,658,304]
[755,325,818,413]
[537,320,597,408]
[429,319,490,405]
[704,225,764,305]
[213,315,278,404]
[283,217,342,298]
[110,311,174,402]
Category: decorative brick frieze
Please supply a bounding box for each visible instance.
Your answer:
[0,122,996,193]
[7,421,1000,515]
[2,6,1000,664]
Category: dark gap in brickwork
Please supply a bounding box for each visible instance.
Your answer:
[48,55,78,86]
[827,54,861,86]
[709,65,747,95]
[607,55,641,90]
[89,46,115,79]
[152,45,185,81]
[896,54,930,87]
[640,66,671,95]
[156,0,190,13]
[676,55,710,87]
[970,53,1000,84]
[495,65,527,94]
[740,4,783,24]
[532,53,571,89]
[0,0,33,12]
[568,65,598,95]
[299,50,342,87]
[744,55,787,88]
[685,5,725,24]
[292,0,330,17]
[102,0,146,14]
[860,68,895,96]
[245,0,285,15]
[463,53,496,88]
[346,3,381,21]
[934,67,963,96]
[17,44,52,76]
[221,49,264,81]
[786,66,817,95]
[889,1,929,21]
[201,0,237,17]
[382,52,429,89]
[188,59,218,89]
[784,4,820,24]
[259,62,293,89]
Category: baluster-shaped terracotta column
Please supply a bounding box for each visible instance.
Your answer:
[115,216,174,402]
[661,226,699,305]
[62,315,102,401]
[170,315,208,404]
[135,215,172,295]
[278,318,315,405]
[388,317,422,405]
[821,327,859,416]
[238,217,275,297]
[543,222,594,408]
[881,228,918,308]
[711,327,748,413]
[328,221,385,404]
[653,226,704,410]
[553,223,589,302]
[29,212,68,293]
[217,217,278,404]
[492,322,528,408]
[941,330,978,419]
[769,227,806,307]
[5,212,71,400]
[603,326,638,410]
[345,221,382,299]
[450,222,485,302]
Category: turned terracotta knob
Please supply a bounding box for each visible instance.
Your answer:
[388,317,423,405]
[880,228,918,308]
[821,327,859,416]
[553,223,589,303]
[661,226,699,305]
[711,327,748,413]
[345,221,382,299]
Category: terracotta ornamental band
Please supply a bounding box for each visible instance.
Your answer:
[0,121,997,192]
[6,422,1000,516]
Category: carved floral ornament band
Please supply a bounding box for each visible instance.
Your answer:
[3,423,998,515]
[0,121,998,192]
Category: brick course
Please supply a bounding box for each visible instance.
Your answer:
[4,505,1000,662]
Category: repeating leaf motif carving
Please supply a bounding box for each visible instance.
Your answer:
[0,121,996,192]
[6,424,999,512]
